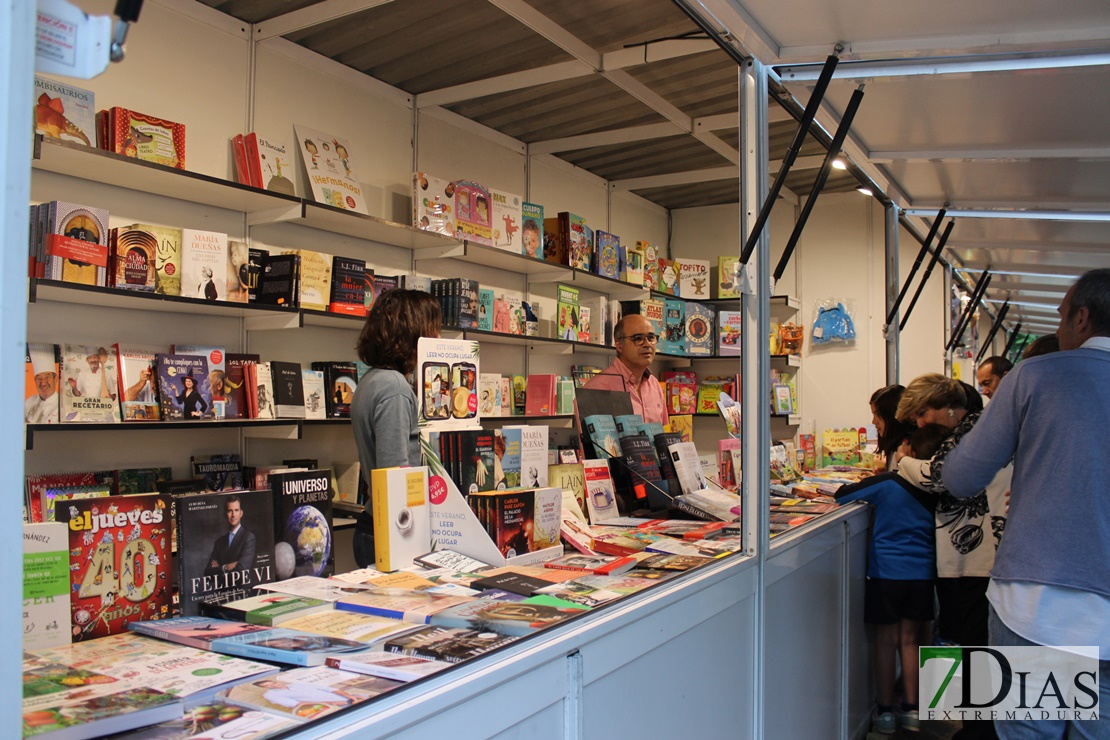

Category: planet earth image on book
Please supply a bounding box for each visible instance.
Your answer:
[285,505,331,577]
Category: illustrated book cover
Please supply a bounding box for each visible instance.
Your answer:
[295,125,369,215]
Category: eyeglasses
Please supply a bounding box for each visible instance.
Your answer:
[617,333,658,346]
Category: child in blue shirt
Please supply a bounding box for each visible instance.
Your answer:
[835,423,948,734]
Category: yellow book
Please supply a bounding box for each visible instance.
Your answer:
[370,466,430,572]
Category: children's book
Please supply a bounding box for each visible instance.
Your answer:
[660,298,686,355]
[245,133,297,195]
[715,255,741,298]
[718,309,743,356]
[556,284,580,341]
[101,106,186,168]
[60,343,121,422]
[412,172,456,236]
[490,188,522,252]
[34,75,95,147]
[453,180,494,246]
[520,202,544,259]
[594,230,620,279]
[295,124,369,214]
[685,302,715,356]
[57,494,172,640]
[678,258,711,299]
[639,242,659,291]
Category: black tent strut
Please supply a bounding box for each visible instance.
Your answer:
[886,207,947,329]
[773,86,866,281]
[948,271,992,353]
[899,219,955,332]
[1002,321,1023,359]
[739,54,840,265]
[976,301,1010,363]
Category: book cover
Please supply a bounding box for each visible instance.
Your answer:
[180,229,228,301]
[370,466,430,572]
[257,253,300,307]
[313,361,358,418]
[494,427,522,489]
[195,627,370,668]
[329,255,367,315]
[283,249,332,312]
[111,224,157,292]
[224,239,250,303]
[223,665,400,722]
[102,701,296,739]
[279,610,421,647]
[457,278,480,329]
[106,106,185,168]
[412,172,456,236]
[524,373,556,416]
[685,302,715,356]
[660,298,686,355]
[582,414,620,460]
[718,309,743,356]
[295,125,369,214]
[21,677,180,739]
[452,180,493,246]
[545,553,635,576]
[614,414,645,438]
[175,490,277,616]
[270,360,307,419]
[715,255,741,298]
[429,595,583,637]
[383,625,517,664]
[225,353,259,420]
[663,370,698,415]
[415,338,480,429]
[638,242,659,291]
[617,434,665,509]
[23,522,70,650]
[60,344,120,422]
[556,283,580,341]
[657,257,679,295]
[521,202,544,259]
[624,244,646,285]
[57,494,171,640]
[302,369,327,420]
[494,491,535,558]
[678,258,711,299]
[592,230,620,279]
[246,246,267,302]
[24,343,59,425]
[336,590,471,624]
[478,373,501,417]
[246,133,296,195]
[467,571,549,597]
[25,470,114,524]
[548,462,587,518]
[582,458,619,524]
[541,216,566,266]
[667,441,708,495]
[203,592,330,625]
[325,652,449,683]
[477,289,494,332]
[155,353,212,420]
[34,75,95,146]
[116,224,185,297]
[533,487,562,551]
[46,201,109,286]
[270,468,335,579]
[507,425,548,487]
[565,213,590,271]
[490,188,522,252]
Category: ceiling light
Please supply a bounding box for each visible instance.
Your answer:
[831,159,847,170]
[959,269,1078,280]
[856,186,873,196]
[905,208,1110,222]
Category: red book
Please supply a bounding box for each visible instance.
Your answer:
[524,373,556,416]
[243,132,263,188]
[231,133,250,185]
[105,107,185,169]
[544,553,637,576]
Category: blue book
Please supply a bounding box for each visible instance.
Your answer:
[129,616,367,666]
[638,422,665,440]
[583,414,620,459]
[496,426,522,488]
[478,289,494,332]
[594,230,620,279]
[614,414,645,438]
[659,299,686,355]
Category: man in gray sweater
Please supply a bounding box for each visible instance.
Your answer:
[940,268,1110,739]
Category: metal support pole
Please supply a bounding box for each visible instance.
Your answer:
[738,56,770,740]
[884,203,900,384]
[886,207,946,330]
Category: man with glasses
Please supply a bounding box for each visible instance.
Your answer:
[584,314,669,425]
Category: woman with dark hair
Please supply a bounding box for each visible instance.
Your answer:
[350,289,442,568]
[894,373,1007,740]
[869,384,912,471]
[177,374,208,418]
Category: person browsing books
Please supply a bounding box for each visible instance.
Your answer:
[205,494,256,576]
[351,289,442,568]
[870,384,913,472]
[975,355,1012,399]
[939,269,1110,740]
[584,314,669,426]
[835,423,949,734]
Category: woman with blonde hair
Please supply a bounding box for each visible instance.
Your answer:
[895,373,1008,740]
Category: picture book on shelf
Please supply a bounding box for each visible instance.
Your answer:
[24,343,59,425]
[100,106,186,168]
[56,494,172,640]
[294,124,369,215]
[686,302,715,356]
[521,202,544,259]
[61,344,120,422]
[175,490,277,615]
[245,133,296,195]
[490,188,522,252]
[452,180,493,246]
[34,75,95,147]
[639,242,659,290]
[412,172,456,236]
[595,230,620,279]
[715,255,741,298]
[678,258,711,299]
